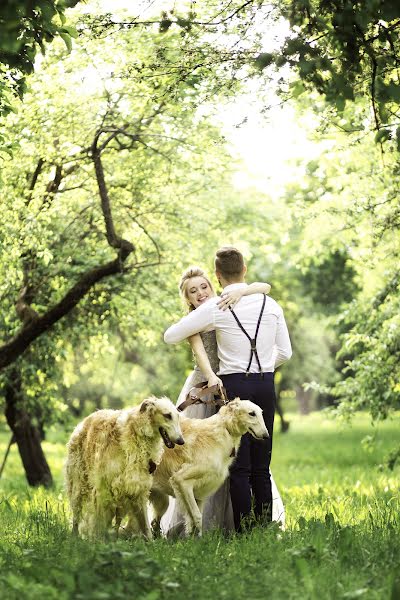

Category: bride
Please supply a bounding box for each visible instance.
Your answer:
[161,266,285,535]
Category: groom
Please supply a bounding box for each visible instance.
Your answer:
[164,246,292,530]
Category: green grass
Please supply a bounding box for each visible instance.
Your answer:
[0,412,399,599]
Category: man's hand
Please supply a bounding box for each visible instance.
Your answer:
[217,288,244,311]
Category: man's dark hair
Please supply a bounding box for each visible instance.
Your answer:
[215,246,245,281]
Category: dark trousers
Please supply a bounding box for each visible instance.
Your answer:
[221,372,276,531]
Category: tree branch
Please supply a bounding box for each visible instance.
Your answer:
[84,0,260,31]
[91,129,135,254]
[41,164,63,209]
[25,158,45,207]
[0,128,137,370]
[0,255,132,370]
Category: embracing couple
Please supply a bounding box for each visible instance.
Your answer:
[163,246,292,534]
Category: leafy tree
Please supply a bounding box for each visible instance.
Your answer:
[275,100,400,428]
[0,0,81,118]
[0,16,241,484]
[258,1,400,141]
[300,250,360,314]
[334,271,400,419]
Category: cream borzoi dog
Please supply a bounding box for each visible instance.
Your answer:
[65,396,184,539]
[150,398,269,536]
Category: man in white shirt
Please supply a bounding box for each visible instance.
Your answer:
[164,247,292,531]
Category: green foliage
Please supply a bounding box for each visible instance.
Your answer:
[334,271,400,419]
[0,1,81,116]
[273,98,400,419]
[266,0,400,143]
[301,250,360,315]
[0,9,260,423]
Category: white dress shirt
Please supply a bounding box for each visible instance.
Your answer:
[164,283,292,375]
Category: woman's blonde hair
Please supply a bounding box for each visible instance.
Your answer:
[179,266,215,312]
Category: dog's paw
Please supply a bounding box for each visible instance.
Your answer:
[151,519,162,538]
[187,523,202,538]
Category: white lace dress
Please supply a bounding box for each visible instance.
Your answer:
[161,331,285,535]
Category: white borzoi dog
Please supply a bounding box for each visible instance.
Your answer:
[65,396,184,539]
[150,398,269,536]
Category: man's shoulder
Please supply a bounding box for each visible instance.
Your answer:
[241,293,282,308]
[264,295,283,312]
[239,294,284,317]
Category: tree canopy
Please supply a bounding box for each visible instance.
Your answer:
[0,1,81,118]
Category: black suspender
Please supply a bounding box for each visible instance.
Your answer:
[229,294,266,375]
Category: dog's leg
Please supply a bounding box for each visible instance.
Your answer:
[95,504,114,539]
[115,506,124,538]
[91,489,114,539]
[170,467,203,536]
[135,497,153,540]
[70,489,82,535]
[125,510,140,536]
[71,484,91,536]
[85,489,97,539]
[196,498,205,517]
[149,489,169,537]
[67,462,87,535]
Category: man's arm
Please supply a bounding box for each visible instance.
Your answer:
[274,309,292,368]
[164,300,215,344]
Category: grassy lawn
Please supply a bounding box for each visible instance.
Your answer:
[0,411,399,599]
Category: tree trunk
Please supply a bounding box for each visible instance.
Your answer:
[4,369,53,487]
[296,385,312,415]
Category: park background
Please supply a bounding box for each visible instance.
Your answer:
[0,1,399,598]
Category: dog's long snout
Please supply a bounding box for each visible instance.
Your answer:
[262,431,270,440]
[175,436,185,445]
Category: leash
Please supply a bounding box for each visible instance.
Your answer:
[178,382,229,412]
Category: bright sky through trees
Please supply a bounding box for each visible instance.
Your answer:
[82,0,325,198]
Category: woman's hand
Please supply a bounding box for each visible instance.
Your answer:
[207,373,223,390]
[217,288,244,311]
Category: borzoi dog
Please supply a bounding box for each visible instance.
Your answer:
[150,398,268,536]
[65,396,184,539]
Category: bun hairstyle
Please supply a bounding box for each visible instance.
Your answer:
[179,266,215,312]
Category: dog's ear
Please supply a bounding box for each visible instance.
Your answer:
[227,398,241,410]
[140,398,156,414]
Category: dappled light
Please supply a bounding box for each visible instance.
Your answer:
[0,1,399,598]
